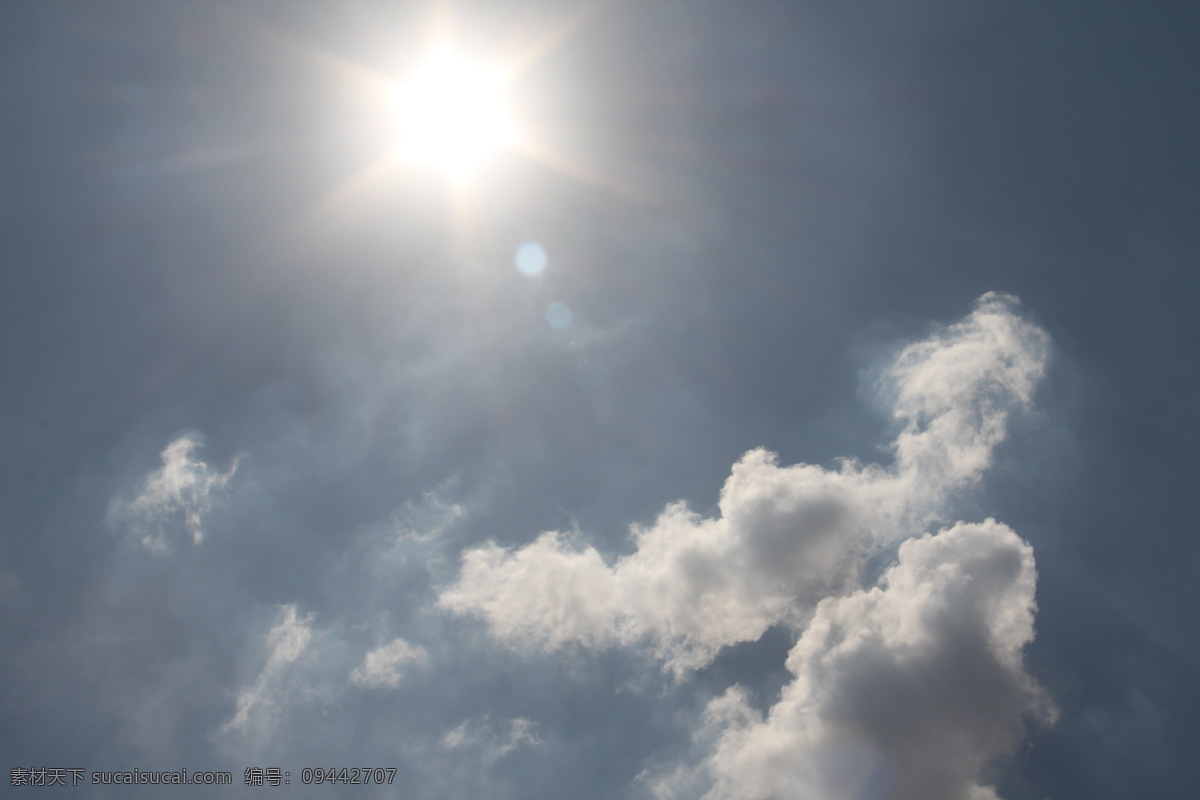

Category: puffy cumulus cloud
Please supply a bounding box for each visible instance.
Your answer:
[440,293,1055,798]
[441,531,622,651]
[438,459,896,671]
[441,715,543,765]
[106,434,241,553]
[438,293,1049,673]
[649,520,1054,800]
[223,604,314,736]
[349,637,428,689]
[886,291,1049,501]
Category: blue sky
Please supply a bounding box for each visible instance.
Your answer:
[3,2,1198,798]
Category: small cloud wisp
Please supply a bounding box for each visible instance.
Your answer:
[106,434,241,553]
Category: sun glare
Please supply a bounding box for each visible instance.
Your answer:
[394,49,515,178]
[298,11,640,227]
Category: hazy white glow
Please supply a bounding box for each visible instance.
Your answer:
[394,49,514,177]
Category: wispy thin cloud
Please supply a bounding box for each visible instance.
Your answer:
[106,434,241,553]
[223,604,314,736]
[441,715,542,765]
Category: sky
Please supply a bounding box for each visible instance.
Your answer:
[2,1,1198,798]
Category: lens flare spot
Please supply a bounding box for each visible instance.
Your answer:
[514,241,548,276]
[546,302,572,330]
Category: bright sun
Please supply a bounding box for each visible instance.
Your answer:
[393,48,515,178]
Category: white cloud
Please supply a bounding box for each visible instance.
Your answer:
[223,604,314,735]
[350,637,428,689]
[439,293,1049,672]
[441,530,623,651]
[647,520,1054,800]
[106,434,241,553]
[439,293,1054,797]
[886,291,1049,501]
